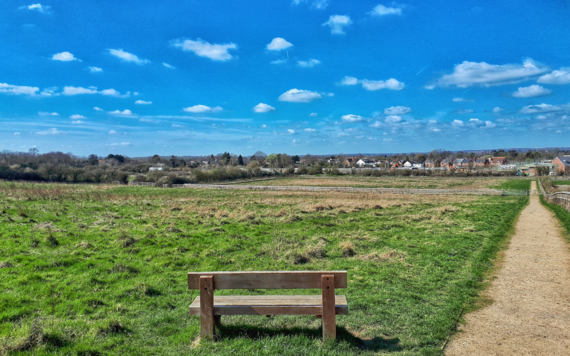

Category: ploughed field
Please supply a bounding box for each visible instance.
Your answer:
[0,182,527,355]
[235,176,531,190]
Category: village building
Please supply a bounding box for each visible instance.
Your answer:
[553,156,570,175]
[424,159,441,168]
[490,157,508,166]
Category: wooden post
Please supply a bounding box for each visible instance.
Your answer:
[200,276,214,339]
[321,274,336,341]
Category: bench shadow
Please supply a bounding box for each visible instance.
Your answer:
[215,324,402,352]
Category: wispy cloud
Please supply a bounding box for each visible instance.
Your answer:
[452,97,474,102]
[88,66,102,73]
[341,114,367,123]
[369,4,403,16]
[18,3,51,14]
[292,0,330,10]
[108,109,134,116]
[453,108,474,114]
[38,111,59,116]
[37,128,63,135]
[70,114,85,120]
[340,76,405,90]
[135,100,152,105]
[62,86,130,97]
[108,49,150,64]
[163,62,175,69]
[322,15,352,34]
[383,106,412,115]
[428,59,549,88]
[297,59,321,68]
[171,38,237,61]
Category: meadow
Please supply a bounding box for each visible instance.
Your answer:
[0,181,528,355]
[235,176,529,190]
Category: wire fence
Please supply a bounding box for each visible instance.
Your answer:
[538,179,570,212]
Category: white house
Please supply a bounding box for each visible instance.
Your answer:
[149,166,163,171]
[356,159,366,167]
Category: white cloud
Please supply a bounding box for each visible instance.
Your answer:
[452,119,464,127]
[341,76,405,90]
[135,100,152,105]
[287,129,296,134]
[452,97,474,102]
[52,52,79,62]
[108,49,150,64]
[139,118,159,123]
[70,114,85,119]
[384,106,411,115]
[260,124,268,128]
[171,38,237,61]
[556,130,562,133]
[536,115,547,120]
[63,86,97,95]
[341,114,367,123]
[369,4,403,16]
[322,15,352,35]
[38,111,59,116]
[454,109,474,114]
[0,83,39,96]
[292,0,330,10]
[110,142,131,146]
[14,132,21,135]
[369,121,383,128]
[278,89,323,103]
[108,130,117,135]
[253,103,275,113]
[183,105,223,113]
[108,109,133,116]
[537,68,570,85]
[100,88,130,97]
[271,59,288,65]
[18,4,51,13]
[309,113,318,117]
[361,78,405,91]
[431,59,549,88]
[37,128,63,135]
[492,107,504,113]
[266,37,293,51]
[484,120,496,128]
[304,128,316,132]
[88,66,102,73]
[385,115,402,123]
[340,76,358,85]
[40,87,58,97]
[163,62,175,69]
[172,124,185,128]
[433,128,441,132]
[512,84,552,98]
[519,103,567,114]
[297,59,321,68]
[71,120,85,124]
[94,107,104,111]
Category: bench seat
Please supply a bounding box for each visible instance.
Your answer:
[189,295,348,316]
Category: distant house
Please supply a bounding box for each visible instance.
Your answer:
[411,161,425,168]
[490,157,508,166]
[474,158,490,167]
[553,156,570,174]
[356,159,366,167]
[424,159,441,168]
[345,157,359,166]
[356,158,375,167]
[453,158,473,168]
[403,161,413,168]
[149,166,163,171]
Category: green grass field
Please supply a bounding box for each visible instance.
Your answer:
[0,183,528,355]
[552,180,570,186]
[490,179,532,190]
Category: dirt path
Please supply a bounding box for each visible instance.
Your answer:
[446,182,570,355]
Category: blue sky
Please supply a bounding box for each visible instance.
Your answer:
[1,0,570,156]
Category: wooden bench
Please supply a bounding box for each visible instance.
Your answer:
[188,271,348,341]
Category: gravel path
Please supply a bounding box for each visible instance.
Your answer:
[446,182,570,355]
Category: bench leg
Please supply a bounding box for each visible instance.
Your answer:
[200,276,214,339]
[321,275,336,341]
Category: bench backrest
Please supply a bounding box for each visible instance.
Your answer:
[188,271,347,290]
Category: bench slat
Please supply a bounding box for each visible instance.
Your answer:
[189,295,348,316]
[188,271,347,290]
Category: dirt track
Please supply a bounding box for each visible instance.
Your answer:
[446,182,570,355]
